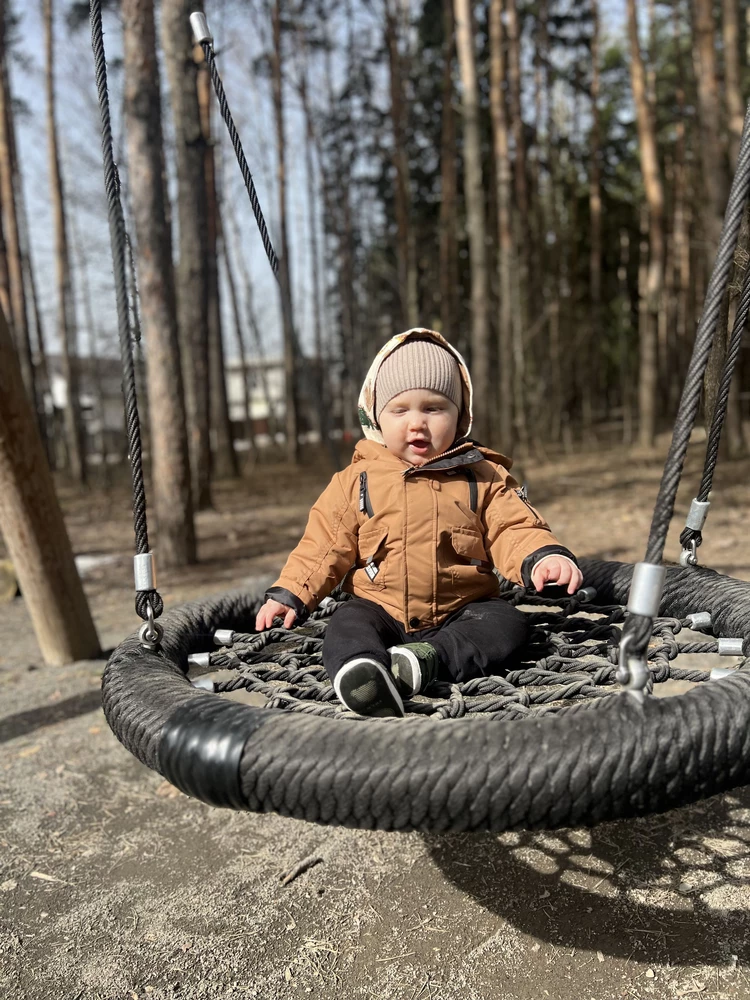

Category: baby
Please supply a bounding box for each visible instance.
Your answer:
[255,329,583,717]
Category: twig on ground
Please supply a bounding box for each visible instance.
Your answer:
[280,854,323,886]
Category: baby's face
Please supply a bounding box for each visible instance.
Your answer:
[379,389,459,466]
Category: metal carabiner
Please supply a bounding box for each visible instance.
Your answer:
[616,632,649,702]
[139,600,164,653]
[679,539,698,568]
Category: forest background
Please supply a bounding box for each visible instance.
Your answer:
[1,0,749,577]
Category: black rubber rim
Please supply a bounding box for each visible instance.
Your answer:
[101,557,750,831]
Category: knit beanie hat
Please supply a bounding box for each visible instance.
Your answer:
[374,339,463,422]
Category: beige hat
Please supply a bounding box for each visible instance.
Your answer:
[374,338,463,422]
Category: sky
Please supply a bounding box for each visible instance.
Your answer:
[11,0,629,366]
[13,0,325,364]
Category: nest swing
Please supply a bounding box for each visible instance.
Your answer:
[91,3,750,832]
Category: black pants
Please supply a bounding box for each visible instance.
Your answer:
[322,596,529,684]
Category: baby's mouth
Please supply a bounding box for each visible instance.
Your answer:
[408,439,431,452]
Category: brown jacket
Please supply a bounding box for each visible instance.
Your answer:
[269,438,570,632]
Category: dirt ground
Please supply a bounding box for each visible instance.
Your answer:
[3,437,750,1000]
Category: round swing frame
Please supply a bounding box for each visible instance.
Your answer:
[102,558,750,831]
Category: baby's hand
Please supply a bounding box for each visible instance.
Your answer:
[255,599,297,631]
[531,556,584,595]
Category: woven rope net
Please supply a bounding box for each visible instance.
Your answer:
[195,589,723,723]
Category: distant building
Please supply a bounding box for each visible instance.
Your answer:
[44,353,315,456]
[224,356,286,435]
[223,356,325,442]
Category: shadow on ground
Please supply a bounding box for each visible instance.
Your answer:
[0,688,104,743]
[425,785,750,967]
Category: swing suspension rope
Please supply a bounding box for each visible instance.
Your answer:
[90,0,163,647]
[679,240,750,564]
[90,0,750,709]
[613,106,750,697]
[88,3,283,648]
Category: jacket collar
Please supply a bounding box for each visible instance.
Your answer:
[353,437,511,474]
[403,442,485,475]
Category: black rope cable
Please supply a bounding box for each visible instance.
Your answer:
[644,105,750,567]
[619,105,750,662]
[90,0,163,621]
[680,241,750,554]
[196,36,280,280]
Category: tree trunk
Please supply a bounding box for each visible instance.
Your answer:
[713,202,750,457]
[583,0,603,441]
[195,47,237,480]
[537,0,562,445]
[123,0,196,568]
[161,0,211,509]
[270,0,301,464]
[619,228,634,445]
[589,0,602,351]
[722,0,745,168]
[68,210,109,484]
[44,0,86,483]
[0,182,10,327]
[10,44,51,463]
[718,0,746,454]
[321,17,358,436]
[385,0,418,329]
[220,219,256,467]
[0,306,100,664]
[489,0,514,448]
[297,58,339,470]
[505,0,532,330]
[693,0,732,432]
[453,0,490,441]
[0,1,34,416]
[438,0,458,345]
[225,208,280,438]
[693,0,728,256]
[672,2,691,408]
[627,0,664,448]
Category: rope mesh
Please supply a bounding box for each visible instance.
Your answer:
[192,592,727,723]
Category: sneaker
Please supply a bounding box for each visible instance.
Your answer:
[333,657,405,718]
[388,642,439,698]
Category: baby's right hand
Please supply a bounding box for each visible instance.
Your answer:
[255,599,297,631]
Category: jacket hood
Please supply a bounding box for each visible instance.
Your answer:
[357,328,473,444]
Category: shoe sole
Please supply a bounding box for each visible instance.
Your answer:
[388,646,421,697]
[333,658,405,718]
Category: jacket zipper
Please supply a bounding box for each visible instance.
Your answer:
[402,442,476,477]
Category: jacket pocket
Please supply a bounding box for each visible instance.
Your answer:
[450,526,488,565]
[356,523,389,590]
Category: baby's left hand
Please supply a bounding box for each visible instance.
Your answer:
[531,556,584,595]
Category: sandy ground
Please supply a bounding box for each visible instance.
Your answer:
[2,439,750,999]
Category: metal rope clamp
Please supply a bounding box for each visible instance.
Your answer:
[190,11,212,44]
[135,553,163,652]
[617,562,666,701]
[680,499,710,567]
